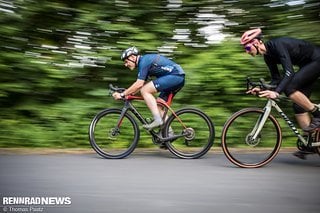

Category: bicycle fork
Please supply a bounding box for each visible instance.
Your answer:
[246,100,274,145]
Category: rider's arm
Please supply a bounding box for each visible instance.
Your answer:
[112,79,145,100]
[264,57,281,85]
[277,51,295,94]
[266,40,295,94]
[122,79,145,96]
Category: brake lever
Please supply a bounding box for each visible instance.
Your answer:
[246,77,260,91]
[259,78,277,90]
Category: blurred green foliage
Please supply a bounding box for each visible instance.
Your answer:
[0,0,319,148]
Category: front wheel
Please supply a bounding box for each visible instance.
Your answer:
[221,108,282,168]
[163,108,215,159]
[89,108,140,159]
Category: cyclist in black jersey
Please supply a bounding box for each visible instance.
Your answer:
[241,28,320,158]
[112,47,185,130]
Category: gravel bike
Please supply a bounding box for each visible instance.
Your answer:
[221,78,320,168]
[89,84,215,159]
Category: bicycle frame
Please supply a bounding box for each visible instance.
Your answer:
[252,98,320,147]
[115,95,188,143]
[221,78,319,167]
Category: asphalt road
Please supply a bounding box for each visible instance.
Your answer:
[0,149,319,213]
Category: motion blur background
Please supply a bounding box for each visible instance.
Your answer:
[1,0,319,148]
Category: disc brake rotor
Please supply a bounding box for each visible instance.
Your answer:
[184,127,195,141]
[245,134,261,146]
[108,128,119,140]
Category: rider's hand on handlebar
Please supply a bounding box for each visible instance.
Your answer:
[258,90,280,99]
[246,87,261,95]
[112,92,122,100]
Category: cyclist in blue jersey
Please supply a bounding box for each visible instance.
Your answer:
[241,28,320,159]
[112,47,185,130]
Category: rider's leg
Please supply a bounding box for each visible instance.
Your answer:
[156,97,174,136]
[142,75,185,130]
[140,82,163,129]
[295,112,311,130]
[292,96,312,131]
[289,91,320,130]
[286,61,320,159]
[293,111,315,159]
[286,60,320,131]
[289,91,314,112]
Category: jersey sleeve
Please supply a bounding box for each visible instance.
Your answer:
[264,56,282,86]
[137,57,152,81]
[137,67,149,80]
[275,43,295,93]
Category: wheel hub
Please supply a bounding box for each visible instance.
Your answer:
[184,128,195,141]
[108,128,119,139]
[245,134,261,146]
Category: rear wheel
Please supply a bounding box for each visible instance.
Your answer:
[163,108,214,159]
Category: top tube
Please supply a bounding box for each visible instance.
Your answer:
[109,84,174,106]
[126,93,174,106]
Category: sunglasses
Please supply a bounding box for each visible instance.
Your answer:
[244,43,252,51]
[243,40,258,52]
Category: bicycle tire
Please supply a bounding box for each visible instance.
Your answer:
[163,108,214,159]
[89,108,139,159]
[221,108,282,168]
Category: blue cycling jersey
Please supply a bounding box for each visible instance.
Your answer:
[137,54,185,81]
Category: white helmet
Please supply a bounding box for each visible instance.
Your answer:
[121,46,139,61]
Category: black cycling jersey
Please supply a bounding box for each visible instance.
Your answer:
[264,37,320,94]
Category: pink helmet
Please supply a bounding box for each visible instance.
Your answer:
[240,28,262,45]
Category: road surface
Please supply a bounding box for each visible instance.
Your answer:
[0,149,319,213]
